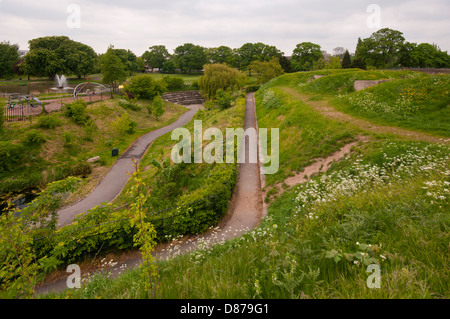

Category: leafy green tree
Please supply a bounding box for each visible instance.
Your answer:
[173,43,207,73]
[279,56,293,73]
[325,56,342,69]
[126,162,159,297]
[22,36,96,79]
[152,95,165,120]
[249,57,284,84]
[237,42,283,74]
[355,28,405,68]
[161,58,176,73]
[101,48,127,92]
[142,45,170,72]
[341,50,352,69]
[0,41,19,78]
[109,48,139,74]
[207,46,235,65]
[198,63,246,99]
[125,74,166,100]
[291,42,323,71]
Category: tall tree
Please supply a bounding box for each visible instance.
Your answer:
[101,48,127,93]
[237,42,283,74]
[207,46,234,65]
[249,57,284,84]
[22,36,96,79]
[341,50,352,69]
[291,42,323,71]
[173,43,207,73]
[355,28,405,69]
[142,45,170,72]
[198,63,246,99]
[0,41,19,78]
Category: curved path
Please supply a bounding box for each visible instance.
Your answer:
[37,93,263,295]
[282,87,450,145]
[57,104,201,227]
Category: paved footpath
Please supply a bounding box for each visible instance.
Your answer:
[57,104,201,227]
[37,94,263,296]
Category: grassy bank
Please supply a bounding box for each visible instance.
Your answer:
[0,97,187,200]
[37,70,450,298]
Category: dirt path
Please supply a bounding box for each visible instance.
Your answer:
[262,136,368,207]
[36,93,263,296]
[282,87,450,145]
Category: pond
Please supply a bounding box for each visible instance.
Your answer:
[0,188,39,215]
[0,81,74,95]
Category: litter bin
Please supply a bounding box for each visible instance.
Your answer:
[112,148,119,156]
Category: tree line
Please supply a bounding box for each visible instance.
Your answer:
[1,28,449,79]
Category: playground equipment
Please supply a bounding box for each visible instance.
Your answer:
[73,82,110,100]
[3,93,42,122]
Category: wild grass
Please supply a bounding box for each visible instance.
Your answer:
[255,83,359,186]
[48,70,449,299]
[0,97,187,197]
[333,75,450,137]
[55,139,449,299]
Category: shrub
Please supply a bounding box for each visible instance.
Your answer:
[63,100,89,125]
[124,74,166,100]
[215,89,233,110]
[37,114,62,129]
[261,89,282,109]
[83,120,97,142]
[161,76,185,91]
[22,129,46,147]
[0,141,23,173]
[118,98,141,111]
[113,112,137,135]
[152,96,165,120]
[63,131,74,147]
[199,63,246,99]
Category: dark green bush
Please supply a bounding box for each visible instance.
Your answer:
[63,100,89,124]
[37,114,62,129]
[246,85,261,93]
[161,76,185,91]
[216,89,233,110]
[124,74,166,100]
[0,141,24,173]
[21,129,46,147]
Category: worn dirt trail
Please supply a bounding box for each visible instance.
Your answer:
[36,93,263,296]
[282,87,450,145]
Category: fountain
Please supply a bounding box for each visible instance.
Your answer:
[55,74,67,88]
[51,74,72,92]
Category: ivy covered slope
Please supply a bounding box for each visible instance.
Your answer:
[56,70,449,299]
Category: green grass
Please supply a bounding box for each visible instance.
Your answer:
[51,139,449,299]
[43,70,450,299]
[255,82,359,186]
[0,97,187,196]
[332,75,450,137]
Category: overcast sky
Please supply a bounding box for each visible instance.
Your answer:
[1,0,449,56]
